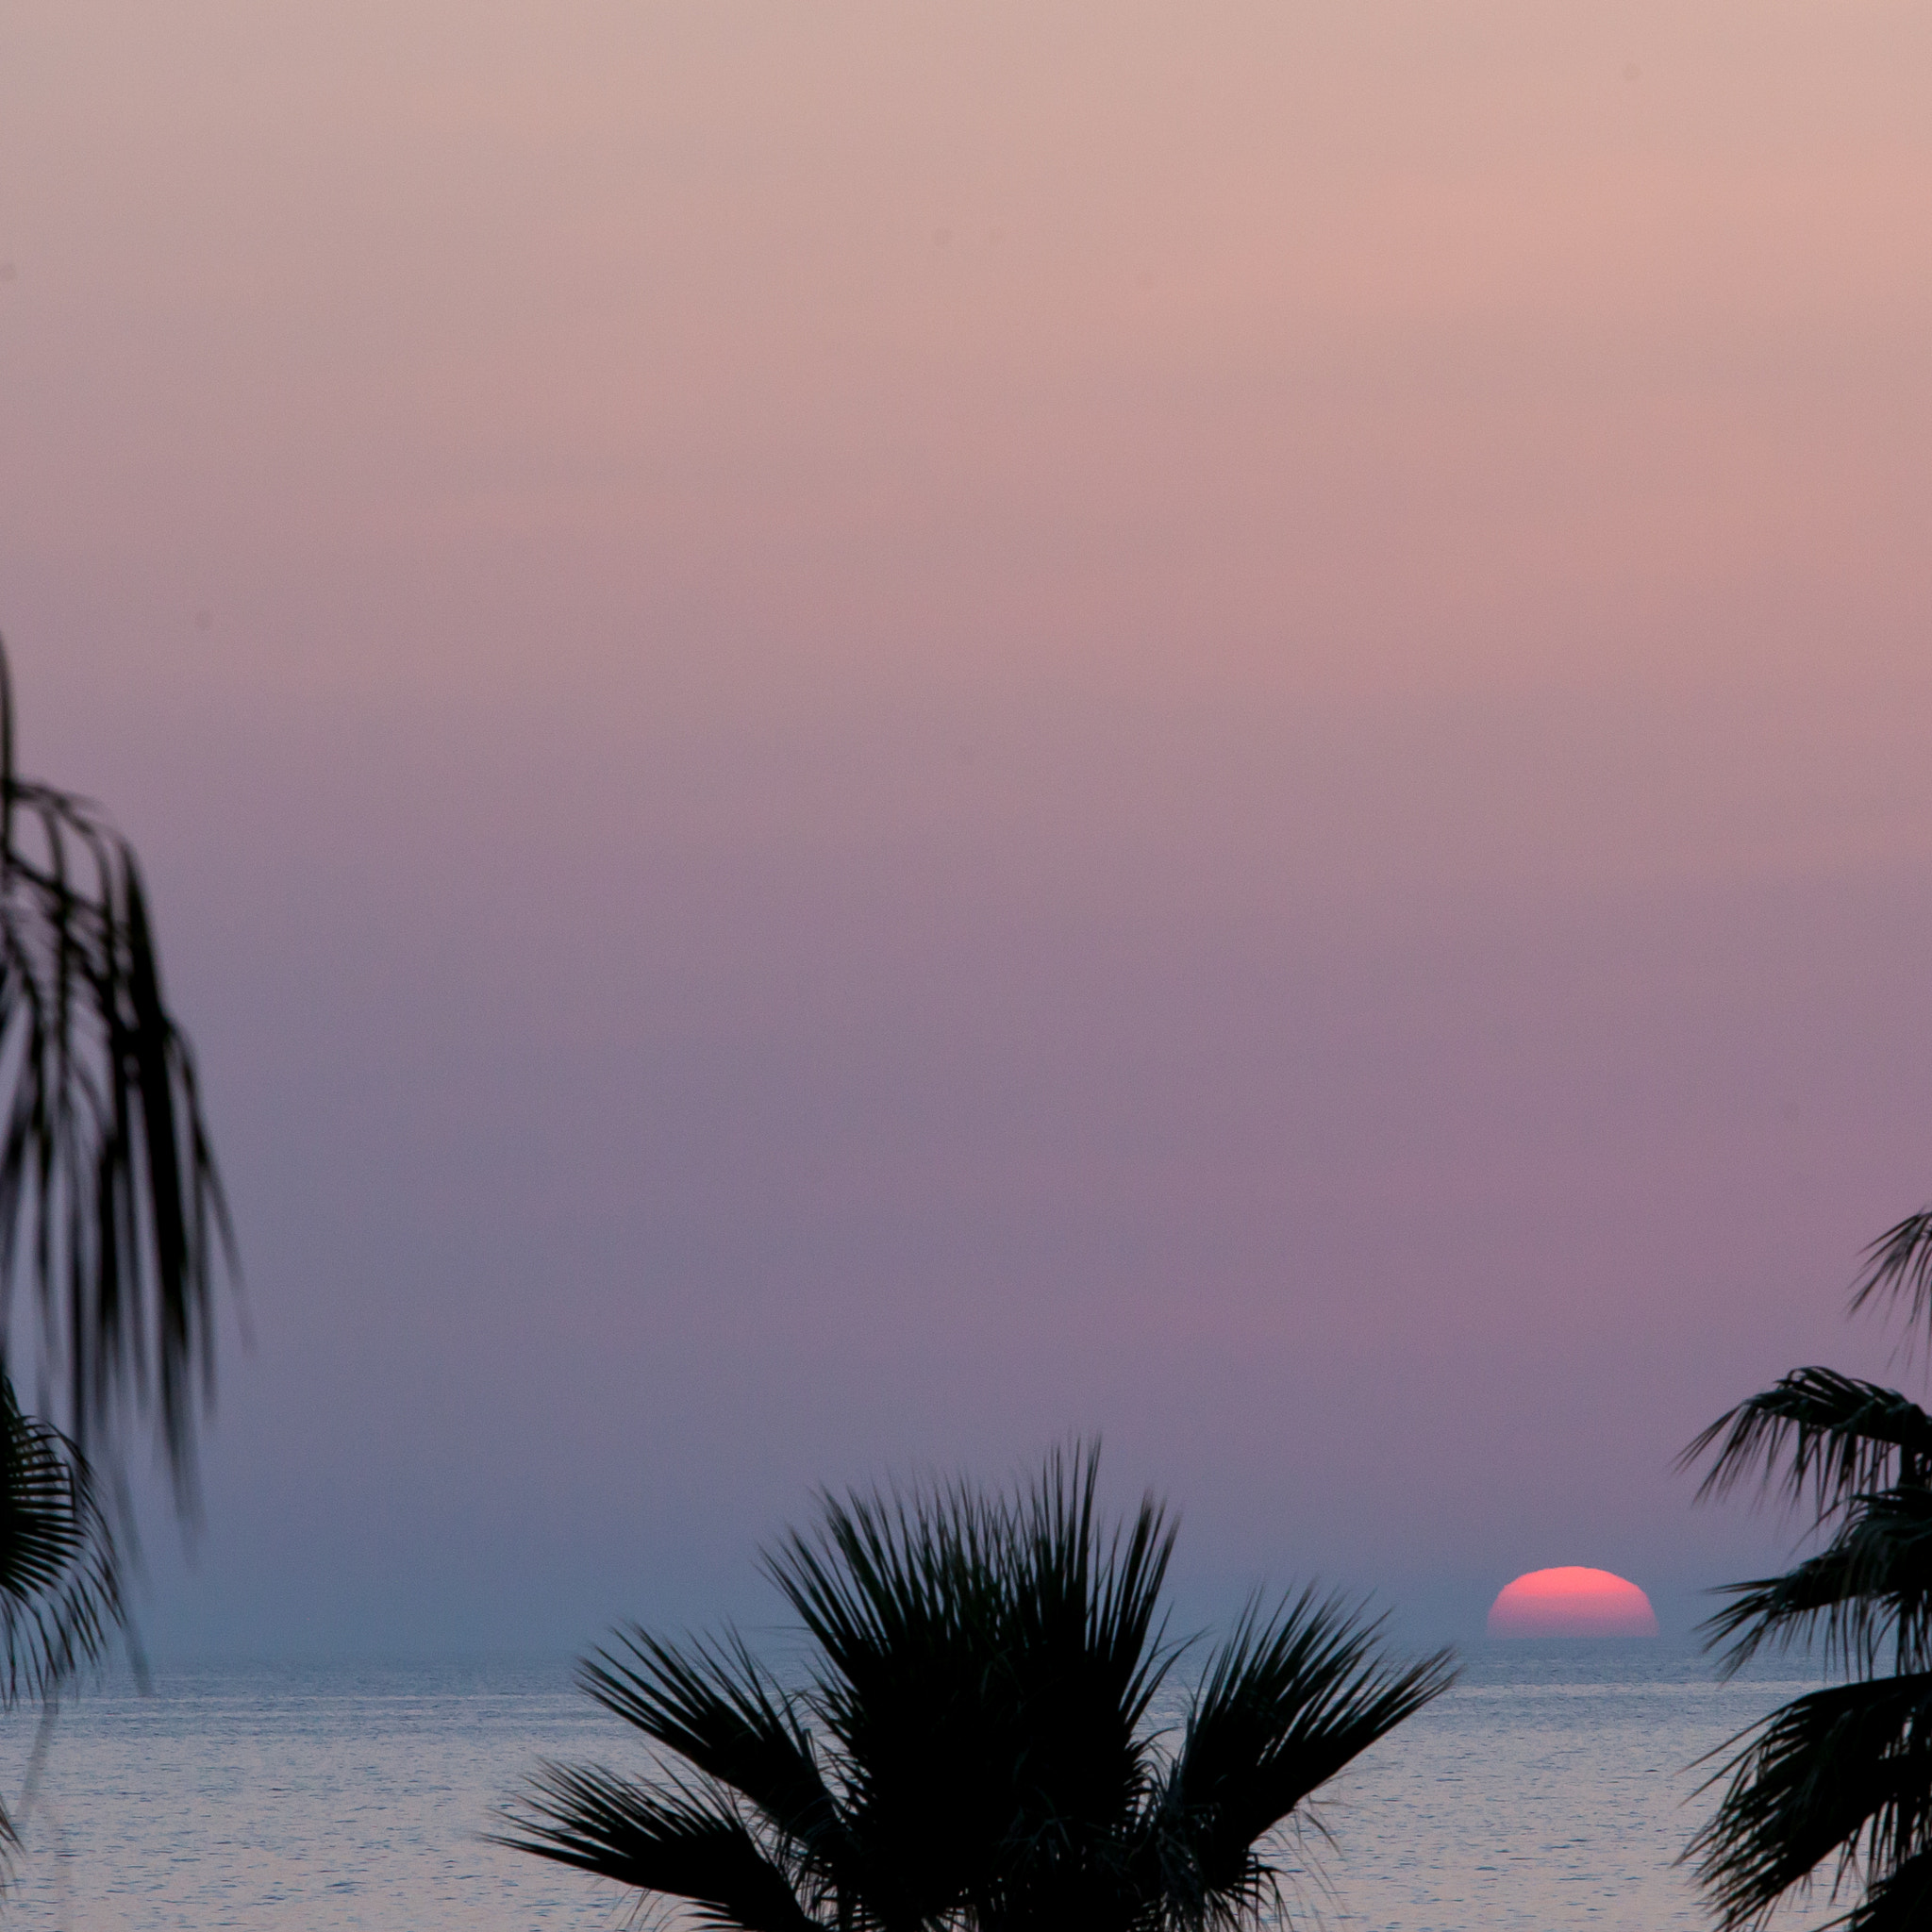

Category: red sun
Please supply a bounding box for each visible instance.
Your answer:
[1487,1567,1658,1637]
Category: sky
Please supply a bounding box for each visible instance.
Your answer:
[2,0,1930,1658]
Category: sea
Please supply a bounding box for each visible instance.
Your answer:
[0,1642,1840,1931]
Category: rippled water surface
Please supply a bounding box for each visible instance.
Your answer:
[1318,1645,1832,1931]
[0,1644,1837,1930]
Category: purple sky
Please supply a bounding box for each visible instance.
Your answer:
[4,1,1931,1657]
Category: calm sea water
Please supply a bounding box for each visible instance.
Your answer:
[0,1643,1837,1931]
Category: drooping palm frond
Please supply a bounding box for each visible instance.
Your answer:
[1687,1671,1932,1932]
[499,1760,828,1932]
[1683,1368,1932,1926]
[1146,1591,1457,1928]
[1678,1370,1932,1524]
[0,640,237,1509]
[1681,1200,1932,1929]
[1703,1485,1932,1679]
[1843,1843,1932,1930]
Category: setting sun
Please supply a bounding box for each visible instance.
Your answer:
[1488,1568,1659,1638]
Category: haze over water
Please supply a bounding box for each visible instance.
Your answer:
[0,1646,1835,1931]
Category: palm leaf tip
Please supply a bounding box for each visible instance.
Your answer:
[575,1624,839,1852]
[1168,1588,1456,1870]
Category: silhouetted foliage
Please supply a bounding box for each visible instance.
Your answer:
[0,636,236,1855]
[0,1378,120,1713]
[1682,1213,1932,1931]
[0,642,235,1507]
[500,1445,1455,1932]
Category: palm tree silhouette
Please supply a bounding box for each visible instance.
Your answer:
[1682,1214,1932,1930]
[502,1445,1455,1932]
[0,637,235,1844]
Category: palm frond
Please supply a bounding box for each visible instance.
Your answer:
[770,1446,1177,1743]
[1852,1212,1932,1338]
[1686,1672,1932,1932]
[1683,1201,1932,1929]
[1150,1590,1456,1920]
[1678,1371,1932,1523]
[765,1474,1020,1924]
[580,1626,843,1861]
[1703,1486,1932,1678]
[0,1372,120,1707]
[768,1472,1010,1689]
[513,1449,1446,1932]
[767,1445,1181,1932]
[495,1761,827,1932]
[1845,1843,1932,1930]
[0,639,238,1509]
[968,1449,1179,1932]
[1011,1442,1178,1740]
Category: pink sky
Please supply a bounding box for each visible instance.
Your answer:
[2,2,1930,1654]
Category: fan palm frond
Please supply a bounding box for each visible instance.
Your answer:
[764,1473,1036,1924]
[769,1446,1180,1931]
[512,1448,1448,1932]
[578,1626,843,1863]
[1685,1366,1932,1931]
[1150,1591,1457,1920]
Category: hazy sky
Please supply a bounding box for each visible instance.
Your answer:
[3,1,1930,1657]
